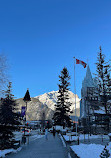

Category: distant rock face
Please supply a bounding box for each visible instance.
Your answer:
[16,98,54,121]
[16,91,80,121]
[35,90,80,112]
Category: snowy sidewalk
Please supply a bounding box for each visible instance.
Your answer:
[6,133,68,158]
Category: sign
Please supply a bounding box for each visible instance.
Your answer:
[21,106,26,117]
[86,87,98,101]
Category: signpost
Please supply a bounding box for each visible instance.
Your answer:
[21,106,26,118]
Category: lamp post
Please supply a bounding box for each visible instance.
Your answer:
[23,88,31,136]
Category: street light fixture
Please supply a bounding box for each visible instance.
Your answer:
[23,88,31,137]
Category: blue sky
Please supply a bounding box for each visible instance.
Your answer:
[0,0,111,98]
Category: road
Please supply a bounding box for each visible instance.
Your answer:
[7,133,69,158]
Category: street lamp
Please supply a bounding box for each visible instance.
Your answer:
[23,88,31,122]
[23,88,31,136]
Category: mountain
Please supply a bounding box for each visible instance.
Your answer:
[16,97,54,121]
[16,91,80,120]
[35,90,80,113]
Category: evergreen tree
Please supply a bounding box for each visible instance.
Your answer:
[94,47,111,132]
[0,82,20,150]
[53,67,72,127]
[95,47,111,114]
[23,89,31,103]
[100,145,110,158]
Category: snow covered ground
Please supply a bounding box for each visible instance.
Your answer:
[71,142,111,158]
[71,144,104,158]
[13,131,23,141]
[59,134,66,147]
[63,134,111,158]
[0,131,45,157]
[14,130,45,142]
[63,134,109,142]
[0,147,22,158]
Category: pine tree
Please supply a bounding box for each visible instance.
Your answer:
[53,67,72,127]
[0,82,20,150]
[23,89,31,103]
[100,145,110,158]
[94,47,111,132]
[95,47,111,114]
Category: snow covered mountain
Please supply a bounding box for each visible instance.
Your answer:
[16,97,53,120]
[16,91,80,120]
[35,90,80,115]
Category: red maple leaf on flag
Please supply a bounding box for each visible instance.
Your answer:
[76,59,87,68]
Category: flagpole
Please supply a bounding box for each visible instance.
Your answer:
[73,57,77,136]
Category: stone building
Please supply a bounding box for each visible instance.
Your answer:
[79,65,111,134]
[80,65,95,119]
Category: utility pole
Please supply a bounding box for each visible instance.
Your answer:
[73,57,77,136]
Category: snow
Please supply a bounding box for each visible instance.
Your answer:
[67,134,111,158]
[13,131,23,141]
[94,106,105,114]
[71,144,104,158]
[0,132,44,157]
[63,135,77,141]
[55,125,63,131]
[108,133,111,136]
[59,134,66,147]
[0,147,22,158]
[94,110,105,114]
[71,142,111,158]
[35,90,80,111]
[63,134,109,142]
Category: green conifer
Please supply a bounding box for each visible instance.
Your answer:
[53,67,72,127]
[0,82,20,149]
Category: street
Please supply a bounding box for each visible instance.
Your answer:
[7,133,68,158]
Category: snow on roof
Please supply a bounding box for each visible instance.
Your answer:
[94,110,105,114]
[94,106,105,114]
[108,100,111,103]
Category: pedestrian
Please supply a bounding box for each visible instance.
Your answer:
[45,128,48,140]
[52,127,56,137]
[40,127,41,135]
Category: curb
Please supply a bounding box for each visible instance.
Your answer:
[60,134,80,158]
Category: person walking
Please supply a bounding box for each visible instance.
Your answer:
[45,128,48,140]
[52,127,56,137]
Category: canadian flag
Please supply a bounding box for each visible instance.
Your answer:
[76,59,87,68]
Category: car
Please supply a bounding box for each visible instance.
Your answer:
[21,128,31,136]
